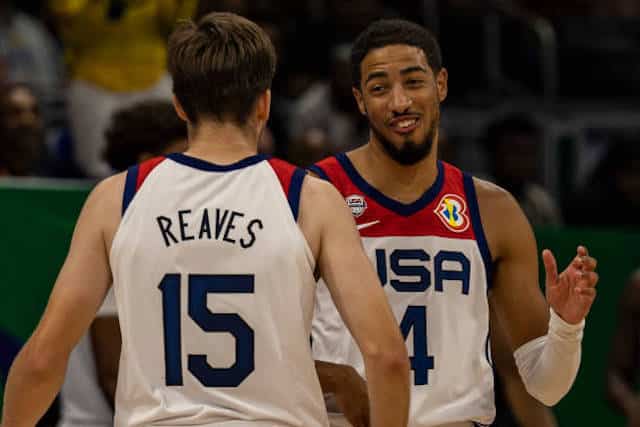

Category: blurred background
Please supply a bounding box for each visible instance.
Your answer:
[0,0,639,426]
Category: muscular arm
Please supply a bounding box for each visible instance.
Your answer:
[490,304,558,427]
[606,271,640,418]
[479,178,597,406]
[480,181,550,348]
[2,174,124,427]
[299,176,410,427]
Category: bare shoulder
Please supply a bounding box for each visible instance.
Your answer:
[300,173,344,207]
[298,173,353,260]
[79,173,127,244]
[473,177,518,211]
[87,172,127,213]
[472,177,534,259]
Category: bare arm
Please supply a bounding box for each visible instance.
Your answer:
[2,174,123,427]
[314,360,369,427]
[606,272,640,420]
[480,181,549,348]
[490,303,558,427]
[299,176,410,427]
[479,178,597,406]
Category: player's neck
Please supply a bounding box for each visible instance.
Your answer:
[185,120,259,164]
[350,138,439,204]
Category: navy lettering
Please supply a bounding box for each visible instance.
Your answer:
[214,209,229,239]
[390,249,430,292]
[178,210,194,241]
[223,211,244,244]
[435,251,471,295]
[157,216,179,247]
[376,249,387,286]
[240,219,263,249]
[199,209,212,239]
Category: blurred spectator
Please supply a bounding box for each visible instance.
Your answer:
[483,113,562,226]
[325,0,396,44]
[288,43,367,166]
[0,82,51,176]
[195,0,248,18]
[607,269,640,426]
[0,0,64,120]
[567,137,640,228]
[48,0,196,177]
[104,99,187,171]
[59,99,187,427]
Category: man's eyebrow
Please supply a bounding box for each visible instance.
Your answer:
[364,71,388,84]
[400,66,428,75]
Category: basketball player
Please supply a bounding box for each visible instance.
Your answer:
[1,13,410,427]
[310,19,598,427]
[58,100,189,427]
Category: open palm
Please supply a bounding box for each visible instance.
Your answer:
[544,246,599,325]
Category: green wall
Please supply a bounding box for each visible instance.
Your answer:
[0,183,636,425]
[535,228,640,426]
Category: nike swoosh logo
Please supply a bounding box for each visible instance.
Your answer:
[357,220,381,230]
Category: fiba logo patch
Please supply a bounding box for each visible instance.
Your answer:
[346,194,367,218]
[435,194,469,232]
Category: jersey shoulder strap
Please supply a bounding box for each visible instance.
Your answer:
[122,156,166,216]
[267,158,306,220]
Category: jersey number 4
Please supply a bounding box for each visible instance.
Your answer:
[400,306,435,385]
[158,273,255,387]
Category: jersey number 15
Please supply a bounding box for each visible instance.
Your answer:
[158,273,255,387]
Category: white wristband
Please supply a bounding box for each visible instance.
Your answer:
[513,308,585,406]
[548,307,584,342]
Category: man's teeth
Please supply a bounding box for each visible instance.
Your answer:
[397,119,417,128]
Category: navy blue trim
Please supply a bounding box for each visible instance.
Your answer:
[335,153,444,217]
[122,165,139,216]
[288,168,306,220]
[307,164,330,182]
[463,173,493,291]
[167,153,268,171]
[485,332,493,368]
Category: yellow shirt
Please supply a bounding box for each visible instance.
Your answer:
[50,0,196,92]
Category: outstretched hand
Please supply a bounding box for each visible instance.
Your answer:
[543,246,599,324]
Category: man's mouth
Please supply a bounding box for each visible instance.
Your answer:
[388,116,420,134]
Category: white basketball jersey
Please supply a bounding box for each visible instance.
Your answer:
[109,153,329,427]
[310,155,495,427]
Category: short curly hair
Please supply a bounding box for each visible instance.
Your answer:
[104,100,187,171]
[351,19,442,89]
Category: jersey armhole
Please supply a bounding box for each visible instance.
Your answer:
[307,164,331,182]
[122,165,139,216]
[121,156,166,217]
[463,173,494,290]
[288,168,306,221]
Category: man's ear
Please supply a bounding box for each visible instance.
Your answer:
[435,68,448,103]
[352,86,367,116]
[255,89,271,123]
[172,95,189,122]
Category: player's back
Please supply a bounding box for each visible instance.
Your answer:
[110,153,328,427]
[311,154,495,427]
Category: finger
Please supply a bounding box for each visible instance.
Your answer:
[580,256,597,272]
[579,271,599,288]
[542,249,558,286]
[575,286,596,299]
[571,255,584,270]
[577,245,589,257]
